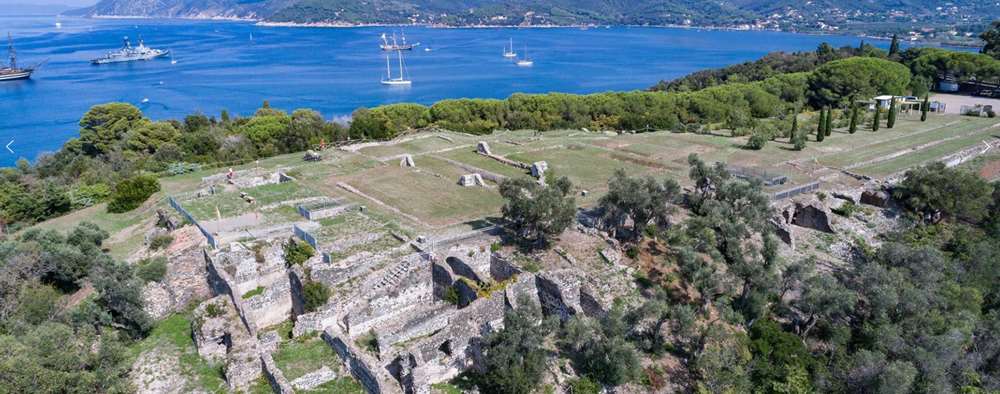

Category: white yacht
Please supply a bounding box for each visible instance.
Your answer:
[503,38,517,58]
[381,49,411,86]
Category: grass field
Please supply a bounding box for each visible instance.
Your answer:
[338,163,506,227]
[272,334,341,381]
[29,113,1000,250]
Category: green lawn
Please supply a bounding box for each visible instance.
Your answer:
[344,164,506,227]
[271,334,342,381]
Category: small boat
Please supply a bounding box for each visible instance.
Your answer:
[381,48,411,86]
[380,33,419,51]
[141,98,150,104]
[503,38,517,58]
[516,44,533,67]
[424,47,432,52]
[1,33,36,82]
[55,22,63,29]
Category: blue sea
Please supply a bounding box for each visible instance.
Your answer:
[0,16,874,165]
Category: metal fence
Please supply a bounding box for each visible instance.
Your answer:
[726,164,789,186]
[772,182,821,200]
[168,197,217,248]
[293,224,318,249]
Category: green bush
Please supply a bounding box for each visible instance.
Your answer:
[135,257,168,283]
[568,377,601,394]
[107,174,160,213]
[443,286,460,305]
[302,281,331,312]
[69,183,111,209]
[148,234,174,250]
[745,133,768,150]
[284,237,315,266]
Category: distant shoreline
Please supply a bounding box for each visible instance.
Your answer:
[54,15,980,47]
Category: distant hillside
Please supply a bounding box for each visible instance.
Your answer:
[74,0,999,35]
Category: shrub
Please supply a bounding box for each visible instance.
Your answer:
[149,234,174,250]
[135,257,168,283]
[832,201,860,217]
[204,302,224,318]
[625,247,639,259]
[357,330,380,354]
[284,237,315,266]
[443,286,460,305]
[69,183,111,209]
[107,174,160,213]
[302,281,331,312]
[166,162,202,175]
[745,133,768,150]
[568,377,601,394]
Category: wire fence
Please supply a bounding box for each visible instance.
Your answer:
[772,182,821,200]
[168,196,217,248]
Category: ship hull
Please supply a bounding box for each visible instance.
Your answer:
[0,69,32,81]
[91,50,169,65]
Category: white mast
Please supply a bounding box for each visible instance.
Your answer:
[385,52,392,79]
[8,33,16,70]
[397,50,405,81]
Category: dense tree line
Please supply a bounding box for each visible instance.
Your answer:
[650,42,884,92]
[0,222,152,392]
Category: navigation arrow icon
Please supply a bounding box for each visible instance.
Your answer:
[6,139,13,154]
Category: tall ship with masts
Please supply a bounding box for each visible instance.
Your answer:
[91,36,169,65]
[1,33,35,81]
[380,33,419,51]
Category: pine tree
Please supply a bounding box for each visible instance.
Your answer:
[849,102,859,134]
[921,95,929,122]
[889,34,900,56]
[887,98,897,128]
[872,108,881,131]
[825,108,833,136]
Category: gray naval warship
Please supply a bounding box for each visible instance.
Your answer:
[1,33,35,81]
[91,36,169,65]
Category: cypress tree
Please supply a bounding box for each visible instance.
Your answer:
[873,108,881,131]
[789,112,799,141]
[816,110,825,137]
[849,102,859,134]
[887,98,897,128]
[825,108,834,136]
[889,34,900,56]
[921,95,929,122]
[817,110,826,142]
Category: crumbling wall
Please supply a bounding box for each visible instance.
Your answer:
[323,329,391,394]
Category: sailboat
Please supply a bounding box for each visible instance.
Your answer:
[503,38,517,58]
[381,49,411,86]
[516,44,533,67]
